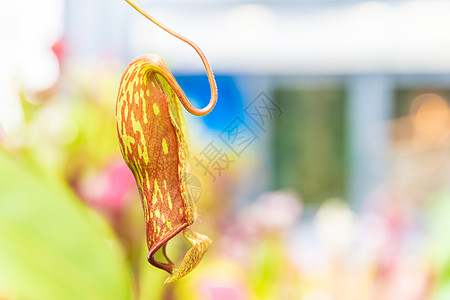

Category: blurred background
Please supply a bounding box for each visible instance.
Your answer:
[1,0,450,299]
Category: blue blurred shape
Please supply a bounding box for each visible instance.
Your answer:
[174,74,245,131]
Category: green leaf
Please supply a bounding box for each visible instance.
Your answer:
[0,150,134,300]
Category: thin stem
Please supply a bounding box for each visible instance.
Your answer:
[124,0,217,116]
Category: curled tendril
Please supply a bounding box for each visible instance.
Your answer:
[124,0,217,116]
